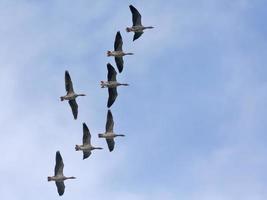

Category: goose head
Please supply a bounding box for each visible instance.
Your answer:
[115,134,125,137]
[76,94,86,97]
[65,176,76,180]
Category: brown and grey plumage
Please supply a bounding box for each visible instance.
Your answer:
[105,110,115,151]
[114,31,123,52]
[98,110,125,152]
[130,5,142,26]
[126,5,154,41]
[100,63,129,108]
[107,64,118,108]
[107,31,133,73]
[75,123,103,159]
[68,100,78,119]
[47,151,76,196]
[114,32,124,73]
[107,63,117,82]
[108,87,118,108]
[60,71,86,120]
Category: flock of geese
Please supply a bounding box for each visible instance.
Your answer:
[47,5,154,196]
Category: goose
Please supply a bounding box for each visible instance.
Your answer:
[101,63,129,108]
[60,70,86,119]
[126,5,154,41]
[107,31,133,73]
[75,123,103,159]
[47,151,76,196]
[98,110,125,152]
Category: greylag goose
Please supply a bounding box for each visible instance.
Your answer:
[126,5,154,41]
[60,70,86,119]
[107,31,133,73]
[47,151,76,196]
[98,110,125,152]
[75,123,103,159]
[101,63,129,108]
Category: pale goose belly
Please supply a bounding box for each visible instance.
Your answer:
[102,133,116,139]
[64,94,76,100]
[79,145,92,151]
[111,51,124,57]
[51,176,65,182]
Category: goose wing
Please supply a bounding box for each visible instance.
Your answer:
[115,57,124,73]
[107,63,117,81]
[129,5,142,26]
[68,99,78,120]
[107,88,118,108]
[106,139,115,152]
[114,31,123,51]
[55,181,65,196]
[133,31,144,41]
[54,151,64,176]
[65,70,74,94]
[83,123,91,145]
[106,110,114,132]
[83,151,91,160]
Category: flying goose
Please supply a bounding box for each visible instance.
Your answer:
[126,5,154,41]
[75,123,103,159]
[101,63,129,108]
[60,70,86,119]
[107,31,133,73]
[98,110,125,152]
[47,151,76,196]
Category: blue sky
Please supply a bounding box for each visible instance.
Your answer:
[0,0,267,199]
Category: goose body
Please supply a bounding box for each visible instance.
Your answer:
[107,31,133,73]
[107,51,132,57]
[47,151,76,196]
[101,81,129,88]
[60,70,86,119]
[98,110,125,152]
[126,5,154,41]
[101,63,129,108]
[75,123,103,159]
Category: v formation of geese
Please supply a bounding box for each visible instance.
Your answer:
[48,5,153,196]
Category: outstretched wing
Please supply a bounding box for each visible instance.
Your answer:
[107,63,117,81]
[129,5,142,26]
[69,99,78,120]
[83,151,91,160]
[54,151,64,176]
[114,31,123,51]
[107,88,118,108]
[106,139,115,152]
[55,181,65,196]
[65,71,74,94]
[105,110,114,132]
[115,57,124,73]
[83,123,91,145]
[133,31,144,41]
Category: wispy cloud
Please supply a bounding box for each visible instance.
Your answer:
[0,0,266,199]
